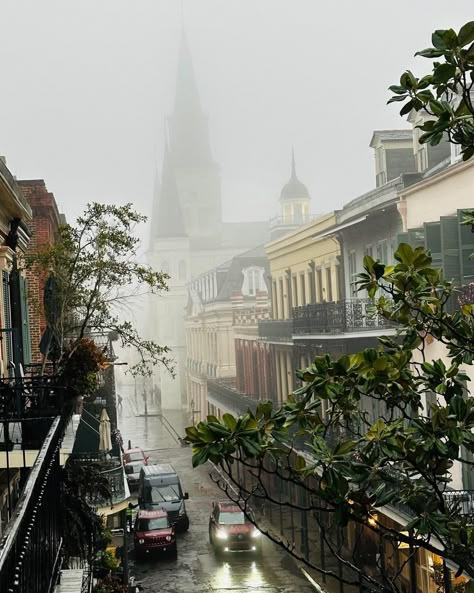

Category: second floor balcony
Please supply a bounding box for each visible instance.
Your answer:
[207,378,261,416]
[257,319,293,342]
[70,453,129,511]
[257,299,395,341]
[293,298,394,336]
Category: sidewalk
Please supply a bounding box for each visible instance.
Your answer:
[260,501,360,593]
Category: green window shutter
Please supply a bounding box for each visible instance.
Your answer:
[458,209,474,284]
[407,228,425,248]
[2,270,13,372]
[19,276,31,366]
[396,232,409,245]
[425,221,442,269]
[440,216,461,284]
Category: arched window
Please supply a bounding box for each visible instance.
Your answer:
[178,260,187,281]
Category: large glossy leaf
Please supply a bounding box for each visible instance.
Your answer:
[458,21,474,47]
[222,413,237,431]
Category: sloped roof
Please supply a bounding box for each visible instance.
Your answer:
[369,129,413,147]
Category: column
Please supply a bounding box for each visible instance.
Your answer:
[279,350,287,403]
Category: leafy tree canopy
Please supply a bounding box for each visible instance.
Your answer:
[388,21,474,160]
[26,202,171,376]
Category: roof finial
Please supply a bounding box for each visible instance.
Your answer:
[291,147,296,178]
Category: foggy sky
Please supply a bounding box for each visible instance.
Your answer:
[1,1,473,229]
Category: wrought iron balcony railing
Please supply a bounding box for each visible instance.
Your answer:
[258,319,293,341]
[88,462,128,509]
[207,379,260,415]
[292,298,394,335]
[0,375,65,421]
[0,414,66,593]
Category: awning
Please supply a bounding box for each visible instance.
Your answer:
[312,215,368,240]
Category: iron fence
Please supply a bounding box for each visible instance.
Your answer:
[88,463,127,508]
[258,319,293,341]
[0,375,65,421]
[0,414,66,593]
[207,379,259,415]
[292,298,394,335]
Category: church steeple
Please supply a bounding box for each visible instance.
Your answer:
[152,31,222,243]
[153,142,187,240]
[173,31,201,117]
[168,32,213,167]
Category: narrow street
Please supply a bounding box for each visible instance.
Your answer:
[117,392,314,593]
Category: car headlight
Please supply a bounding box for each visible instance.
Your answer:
[165,535,172,542]
[251,529,261,538]
[138,539,145,544]
[216,529,228,540]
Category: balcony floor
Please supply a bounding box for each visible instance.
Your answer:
[54,569,84,593]
[292,327,398,340]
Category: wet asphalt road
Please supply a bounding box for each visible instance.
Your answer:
[117,392,313,593]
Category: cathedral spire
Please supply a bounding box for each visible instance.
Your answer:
[174,30,201,116]
[169,31,212,166]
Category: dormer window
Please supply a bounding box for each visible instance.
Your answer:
[242,266,267,297]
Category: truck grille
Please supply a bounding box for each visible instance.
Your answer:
[146,536,169,546]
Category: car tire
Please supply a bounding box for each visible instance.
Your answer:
[180,516,190,532]
[169,545,177,558]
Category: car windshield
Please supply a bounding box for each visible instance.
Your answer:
[219,511,247,525]
[150,485,181,503]
[137,517,169,531]
[125,463,142,475]
[126,452,143,462]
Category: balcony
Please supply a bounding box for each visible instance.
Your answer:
[0,415,66,593]
[207,379,260,416]
[92,462,129,510]
[68,454,129,512]
[293,298,394,335]
[258,319,293,341]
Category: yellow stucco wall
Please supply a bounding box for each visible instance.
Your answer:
[265,213,340,320]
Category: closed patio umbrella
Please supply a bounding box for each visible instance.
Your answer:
[39,273,61,361]
[99,408,112,453]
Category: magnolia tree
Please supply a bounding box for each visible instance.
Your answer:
[186,21,474,593]
[27,202,172,383]
[388,21,474,160]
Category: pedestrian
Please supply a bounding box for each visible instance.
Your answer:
[117,393,123,411]
[112,428,124,454]
[126,502,138,531]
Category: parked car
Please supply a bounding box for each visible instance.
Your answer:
[123,447,149,465]
[209,500,262,555]
[134,509,177,559]
[125,460,146,490]
[138,464,190,531]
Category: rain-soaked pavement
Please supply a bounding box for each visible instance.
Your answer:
[117,391,314,593]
